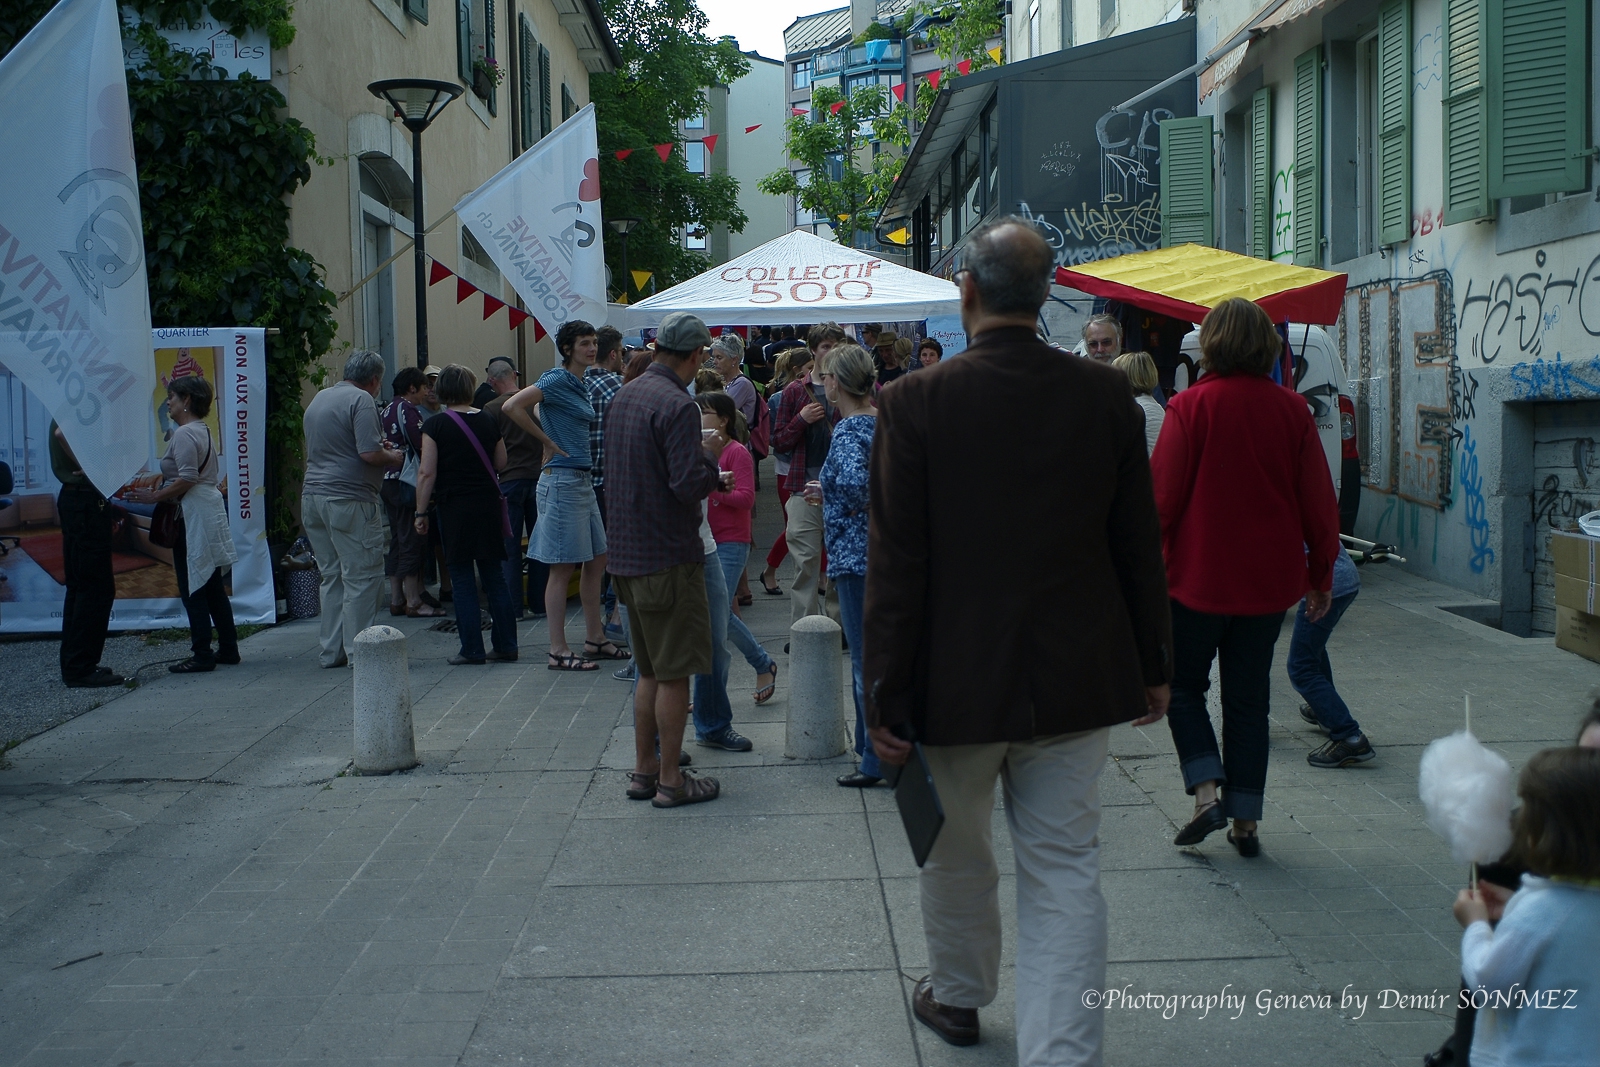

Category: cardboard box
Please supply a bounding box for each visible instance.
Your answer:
[1557,605,1600,663]
[1550,530,1600,580]
[1555,573,1600,614]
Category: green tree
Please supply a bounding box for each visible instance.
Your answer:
[593,0,749,297]
[1,1,336,548]
[758,83,906,247]
[896,0,1004,126]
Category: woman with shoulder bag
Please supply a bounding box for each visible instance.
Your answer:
[124,376,239,672]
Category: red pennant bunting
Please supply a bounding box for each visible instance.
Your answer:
[892,83,906,102]
[428,259,452,285]
[928,70,941,91]
[507,307,531,330]
[702,134,719,155]
[615,148,633,160]
[829,100,845,115]
[456,277,477,303]
[482,294,506,319]
[533,318,547,342]
[792,107,808,116]
[654,143,673,162]
[957,59,972,76]
[744,124,761,133]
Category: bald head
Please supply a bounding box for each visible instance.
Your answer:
[959,218,1055,318]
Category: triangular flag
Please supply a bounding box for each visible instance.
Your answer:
[632,270,653,292]
[744,124,761,133]
[792,107,808,115]
[654,142,673,162]
[928,70,941,91]
[892,82,905,101]
[829,100,845,115]
[507,307,531,330]
[616,293,628,304]
[428,259,453,285]
[702,134,719,155]
[988,45,1003,64]
[615,148,633,160]
[482,294,506,319]
[533,318,547,342]
[885,226,910,245]
[456,276,477,303]
[957,59,972,76]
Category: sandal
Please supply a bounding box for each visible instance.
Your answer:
[548,651,599,672]
[626,772,659,800]
[389,604,407,617]
[652,772,721,808]
[737,593,754,607]
[754,664,777,705]
[407,604,448,618]
[583,639,631,661]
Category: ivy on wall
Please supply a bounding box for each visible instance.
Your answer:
[1,0,336,549]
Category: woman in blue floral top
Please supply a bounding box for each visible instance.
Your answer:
[817,343,882,787]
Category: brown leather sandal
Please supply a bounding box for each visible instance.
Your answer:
[626,772,659,800]
[652,772,721,808]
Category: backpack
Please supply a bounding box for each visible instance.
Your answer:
[747,386,771,459]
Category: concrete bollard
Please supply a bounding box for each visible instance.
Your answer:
[786,614,847,759]
[353,625,418,774]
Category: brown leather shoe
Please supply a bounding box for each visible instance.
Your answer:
[913,976,979,1046]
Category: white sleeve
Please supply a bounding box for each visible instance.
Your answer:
[1460,894,1556,993]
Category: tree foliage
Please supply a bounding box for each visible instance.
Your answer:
[1,2,336,548]
[593,0,750,296]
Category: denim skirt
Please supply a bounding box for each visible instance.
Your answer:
[528,466,606,564]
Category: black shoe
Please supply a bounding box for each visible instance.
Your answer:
[784,642,790,654]
[1308,734,1376,768]
[679,750,692,767]
[169,657,216,674]
[1227,830,1262,857]
[1298,703,1327,732]
[837,772,883,788]
[1173,800,1227,846]
[697,729,754,752]
[215,650,241,666]
[63,667,124,688]
[448,653,488,666]
[913,976,979,1047]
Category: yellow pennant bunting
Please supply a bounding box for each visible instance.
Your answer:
[631,270,653,292]
[885,227,910,245]
[988,45,1003,64]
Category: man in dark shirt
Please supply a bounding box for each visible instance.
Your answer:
[380,368,434,617]
[762,324,803,365]
[473,357,514,409]
[52,422,123,687]
[482,361,549,618]
[606,312,727,808]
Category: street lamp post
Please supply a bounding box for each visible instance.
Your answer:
[367,79,464,370]
[608,217,641,302]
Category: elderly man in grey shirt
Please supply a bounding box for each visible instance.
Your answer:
[301,350,402,667]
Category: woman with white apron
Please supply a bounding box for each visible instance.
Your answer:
[126,375,240,672]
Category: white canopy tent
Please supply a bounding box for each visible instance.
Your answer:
[623,229,960,329]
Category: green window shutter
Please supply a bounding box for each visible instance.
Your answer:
[1250,87,1272,259]
[484,0,497,117]
[539,45,552,137]
[518,16,535,149]
[456,0,472,83]
[1377,0,1411,245]
[1488,0,1590,199]
[1159,115,1214,248]
[404,0,429,24]
[1293,46,1323,266]
[1442,0,1491,222]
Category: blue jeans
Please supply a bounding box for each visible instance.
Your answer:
[1286,591,1361,742]
[501,478,548,614]
[833,573,880,777]
[692,549,734,741]
[447,559,518,660]
[715,542,776,676]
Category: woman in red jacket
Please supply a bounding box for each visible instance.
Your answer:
[1151,298,1342,857]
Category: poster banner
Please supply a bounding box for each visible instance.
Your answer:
[0,327,272,632]
[922,315,967,358]
[455,103,608,329]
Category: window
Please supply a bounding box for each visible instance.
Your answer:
[685,141,706,174]
[1100,0,1117,31]
[458,0,497,114]
[1061,0,1075,49]
[685,110,705,129]
[1029,0,1041,56]
[461,226,498,275]
[794,169,815,226]
[792,60,812,90]
[404,0,428,23]
[1159,115,1214,246]
[561,83,576,122]
[684,224,707,250]
[1356,31,1381,255]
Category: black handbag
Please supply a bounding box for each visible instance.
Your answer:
[149,431,212,549]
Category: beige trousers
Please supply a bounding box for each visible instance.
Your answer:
[784,493,838,626]
[920,728,1111,1067]
[301,493,387,666]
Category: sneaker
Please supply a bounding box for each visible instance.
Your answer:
[1298,703,1327,733]
[613,663,636,681]
[697,728,754,752]
[63,666,124,688]
[1307,735,1376,768]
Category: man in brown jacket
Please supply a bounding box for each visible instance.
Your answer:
[864,218,1172,1064]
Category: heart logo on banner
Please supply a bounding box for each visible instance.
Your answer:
[578,158,601,201]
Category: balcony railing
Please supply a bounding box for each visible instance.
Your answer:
[813,40,901,77]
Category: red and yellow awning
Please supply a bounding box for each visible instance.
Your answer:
[1055,244,1348,326]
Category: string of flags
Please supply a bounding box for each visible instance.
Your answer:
[427,257,546,341]
[611,130,734,162]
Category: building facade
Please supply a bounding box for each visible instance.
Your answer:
[1173,0,1599,635]
[282,0,617,391]
[1008,0,1194,61]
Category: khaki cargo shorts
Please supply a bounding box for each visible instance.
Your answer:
[613,561,712,681]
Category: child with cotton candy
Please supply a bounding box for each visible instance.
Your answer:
[1451,744,1600,1067]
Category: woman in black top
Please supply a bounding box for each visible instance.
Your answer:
[413,365,519,665]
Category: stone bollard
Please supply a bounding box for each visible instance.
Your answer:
[786,614,847,759]
[353,625,418,774]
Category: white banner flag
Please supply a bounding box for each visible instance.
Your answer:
[454,103,608,329]
[0,0,154,499]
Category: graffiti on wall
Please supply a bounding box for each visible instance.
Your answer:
[1460,248,1600,364]
[1272,166,1294,261]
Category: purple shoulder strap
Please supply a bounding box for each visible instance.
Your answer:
[445,409,498,482]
